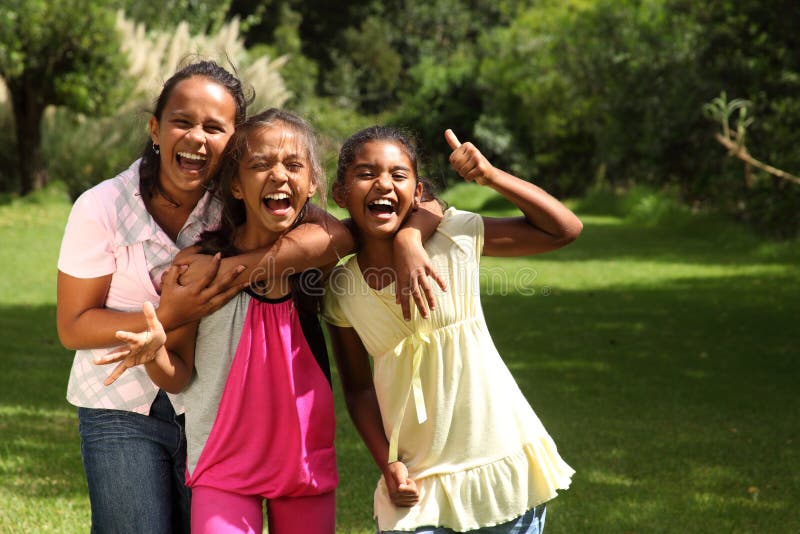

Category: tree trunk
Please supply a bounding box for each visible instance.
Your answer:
[9,75,47,195]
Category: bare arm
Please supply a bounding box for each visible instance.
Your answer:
[175,205,355,288]
[57,257,242,350]
[445,129,583,257]
[143,319,197,394]
[327,323,419,507]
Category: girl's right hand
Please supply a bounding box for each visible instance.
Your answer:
[94,301,166,386]
[445,129,496,186]
[383,461,420,507]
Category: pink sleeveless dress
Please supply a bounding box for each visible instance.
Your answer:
[184,290,338,498]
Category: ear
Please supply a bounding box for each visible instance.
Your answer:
[332,181,346,208]
[148,116,160,146]
[231,177,244,200]
[413,181,424,209]
[308,178,318,198]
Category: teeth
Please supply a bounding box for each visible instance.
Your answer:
[370,199,394,207]
[178,152,207,161]
[264,192,290,200]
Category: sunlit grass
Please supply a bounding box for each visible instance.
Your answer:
[1,183,798,533]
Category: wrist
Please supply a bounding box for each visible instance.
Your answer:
[156,304,176,331]
[395,226,423,244]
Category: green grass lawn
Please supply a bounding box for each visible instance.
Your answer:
[1,183,798,533]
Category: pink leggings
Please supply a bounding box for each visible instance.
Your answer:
[191,486,336,534]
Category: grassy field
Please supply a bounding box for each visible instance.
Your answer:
[0,183,798,533]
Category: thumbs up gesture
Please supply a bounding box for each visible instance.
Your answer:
[445,129,496,187]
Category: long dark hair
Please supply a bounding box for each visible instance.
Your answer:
[138,60,251,204]
[198,108,327,313]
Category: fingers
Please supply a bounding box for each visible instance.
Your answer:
[95,346,129,365]
[161,265,180,289]
[142,301,163,338]
[429,269,447,293]
[417,275,437,314]
[397,266,448,321]
[444,129,461,150]
[410,277,430,319]
[197,252,222,288]
[172,245,202,265]
[204,277,248,315]
[392,478,420,507]
[398,285,412,322]
[103,360,130,386]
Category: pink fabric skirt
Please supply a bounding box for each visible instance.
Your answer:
[187,296,338,498]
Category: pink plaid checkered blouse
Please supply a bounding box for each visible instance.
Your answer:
[58,160,221,414]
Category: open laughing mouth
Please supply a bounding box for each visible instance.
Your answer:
[367,198,397,219]
[263,191,292,214]
[177,152,208,173]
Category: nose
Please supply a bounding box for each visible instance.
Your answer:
[374,172,392,191]
[187,125,206,143]
[268,165,289,183]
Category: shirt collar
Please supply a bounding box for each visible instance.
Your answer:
[113,160,220,247]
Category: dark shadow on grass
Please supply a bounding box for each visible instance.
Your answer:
[481,271,799,531]
[0,304,86,499]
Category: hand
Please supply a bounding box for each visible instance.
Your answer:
[172,246,210,286]
[394,231,447,321]
[445,129,496,186]
[158,253,246,329]
[94,301,166,386]
[383,461,419,507]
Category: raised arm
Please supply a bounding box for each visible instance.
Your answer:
[326,323,419,507]
[445,129,583,257]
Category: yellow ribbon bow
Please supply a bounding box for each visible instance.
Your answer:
[388,330,430,463]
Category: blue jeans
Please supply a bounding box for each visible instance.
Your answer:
[78,390,191,534]
[380,504,546,534]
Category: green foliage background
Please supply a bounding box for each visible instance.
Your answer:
[1,0,799,235]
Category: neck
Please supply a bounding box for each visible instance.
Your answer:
[155,177,206,209]
[233,223,281,253]
[357,235,395,271]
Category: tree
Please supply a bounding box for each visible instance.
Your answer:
[0,0,128,194]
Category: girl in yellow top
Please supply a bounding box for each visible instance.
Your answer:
[323,126,581,533]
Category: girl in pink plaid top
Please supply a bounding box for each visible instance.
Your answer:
[57,62,354,533]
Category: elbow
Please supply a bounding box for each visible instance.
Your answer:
[551,217,583,247]
[161,383,185,395]
[56,321,80,350]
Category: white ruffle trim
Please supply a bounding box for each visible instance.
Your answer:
[374,436,574,532]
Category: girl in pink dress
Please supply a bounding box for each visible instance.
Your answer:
[138,109,341,533]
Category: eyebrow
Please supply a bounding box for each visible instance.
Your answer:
[167,110,229,125]
[246,152,304,162]
[352,163,410,172]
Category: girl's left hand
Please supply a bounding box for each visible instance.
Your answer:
[94,301,167,386]
[445,129,496,186]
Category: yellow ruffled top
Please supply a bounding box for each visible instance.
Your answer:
[324,208,574,532]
